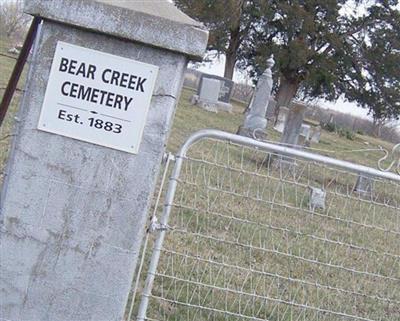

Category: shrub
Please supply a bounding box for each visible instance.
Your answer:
[337,127,355,140]
[322,122,335,132]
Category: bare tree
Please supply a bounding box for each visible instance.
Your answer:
[0,0,30,40]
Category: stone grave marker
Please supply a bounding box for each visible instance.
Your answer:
[298,124,311,147]
[273,106,289,133]
[354,175,374,197]
[199,78,220,102]
[0,1,208,320]
[198,74,234,103]
[197,77,221,112]
[191,74,233,112]
[280,104,307,146]
[238,56,274,139]
[311,125,322,143]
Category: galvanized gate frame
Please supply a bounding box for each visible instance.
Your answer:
[136,129,400,321]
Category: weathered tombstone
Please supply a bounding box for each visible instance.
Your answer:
[198,74,234,103]
[301,124,311,140]
[197,77,221,112]
[190,73,233,112]
[310,125,322,143]
[0,1,208,321]
[273,106,289,133]
[190,78,220,112]
[280,103,307,146]
[298,124,311,147]
[354,175,374,197]
[309,187,326,211]
[199,78,220,102]
[237,56,274,139]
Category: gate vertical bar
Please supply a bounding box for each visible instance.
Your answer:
[136,152,186,320]
[126,153,174,321]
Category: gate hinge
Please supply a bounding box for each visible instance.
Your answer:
[148,216,169,233]
[162,152,175,164]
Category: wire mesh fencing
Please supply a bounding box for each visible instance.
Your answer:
[135,130,400,321]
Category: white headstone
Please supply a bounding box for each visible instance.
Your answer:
[311,125,322,143]
[199,78,221,103]
[300,124,311,140]
[192,75,233,113]
[298,124,311,146]
[274,107,289,133]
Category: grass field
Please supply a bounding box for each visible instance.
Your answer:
[168,87,396,169]
[0,36,399,321]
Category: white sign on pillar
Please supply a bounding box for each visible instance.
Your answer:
[38,41,159,154]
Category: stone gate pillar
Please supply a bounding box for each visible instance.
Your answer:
[0,1,208,320]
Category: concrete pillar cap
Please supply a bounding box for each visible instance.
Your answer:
[24,0,209,60]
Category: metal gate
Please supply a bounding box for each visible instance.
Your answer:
[133,129,400,321]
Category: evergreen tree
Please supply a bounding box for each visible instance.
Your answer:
[243,0,400,121]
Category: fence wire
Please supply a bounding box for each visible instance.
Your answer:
[136,130,400,321]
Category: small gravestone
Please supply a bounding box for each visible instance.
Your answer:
[191,77,220,112]
[237,56,274,139]
[199,77,220,102]
[309,187,326,210]
[280,104,307,146]
[273,106,289,133]
[300,124,311,140]
[298,124,311,147]
[354,175,373,197]
[310,125,322,143]
[198,74,234,103]
[190,74,233,112]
